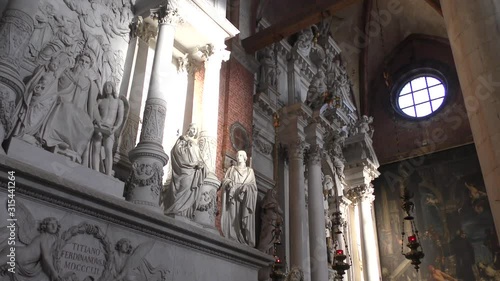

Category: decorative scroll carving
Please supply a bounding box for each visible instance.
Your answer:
[140,101,166,143]
[151,3,183,26]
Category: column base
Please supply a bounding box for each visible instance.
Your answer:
[125,142,168,212]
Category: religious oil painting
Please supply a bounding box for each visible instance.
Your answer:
[374,144,499,281]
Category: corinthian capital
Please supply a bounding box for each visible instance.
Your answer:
[289,139,307,160]
[150,2,183,26]
[200,44,231,63]
[304,144,323,166]
[345,185,375,203]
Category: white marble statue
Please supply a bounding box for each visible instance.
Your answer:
[221,150,258,246]
[89,81,128,175]
[41,49,99,163]
[164,124,207,218]
[294,28,314,57]
[306,69,327,109]
[257,188,283,255]
[356,115,374,138]
[326,130,347,191]
[258,46,278,89]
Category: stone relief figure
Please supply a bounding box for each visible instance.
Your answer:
[257,189,284,255]
[257,46,278,89]
[285,267,304,281]
[41,49,99,163]
[27,2,64,59]
[10,57,62,145]
[305,69,328,109]
[164,124,207,218]
[89,81,128,175]
[0,201,61,280]
[111,239,169,281]
[35,20,82,67]
[221,150,258,246]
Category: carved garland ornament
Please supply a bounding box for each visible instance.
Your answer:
[125,161,164,203]
[53,222,113,281]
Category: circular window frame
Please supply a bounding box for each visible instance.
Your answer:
[391,66,451,121]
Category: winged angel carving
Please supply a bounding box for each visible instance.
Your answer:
[0,200,169,281]
[0,201,61,281]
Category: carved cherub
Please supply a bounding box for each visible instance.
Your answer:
[0,201,61,281]
[111,239,169,281]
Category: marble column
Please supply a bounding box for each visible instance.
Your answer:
[440,0,500,236]
[114,18,157,180]
[193,44,229,229]
[348,185,381,281]
[0,0,39,148]
[288,136,309,273]
[305,123,329,281]
[198,44,230,174]
[125,3,182,211]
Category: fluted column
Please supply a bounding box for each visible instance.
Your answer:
[348,185,381,281]
[288,137,308,272]
[305,122,328,281]
[125,3,182,211]
[440,0,500,236]
[198,44,230,174]
[0,0,40,148]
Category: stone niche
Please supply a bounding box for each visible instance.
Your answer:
[0,159,273,281]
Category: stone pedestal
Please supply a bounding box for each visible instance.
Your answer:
[6,138,124,198]
[193,173,220,233]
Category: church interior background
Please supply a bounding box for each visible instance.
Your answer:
[0,0,499,280]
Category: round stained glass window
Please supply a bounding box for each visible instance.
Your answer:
[397,76,446,118]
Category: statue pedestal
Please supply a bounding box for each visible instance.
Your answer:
[6,138,125,198]
[193,173,220,233]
